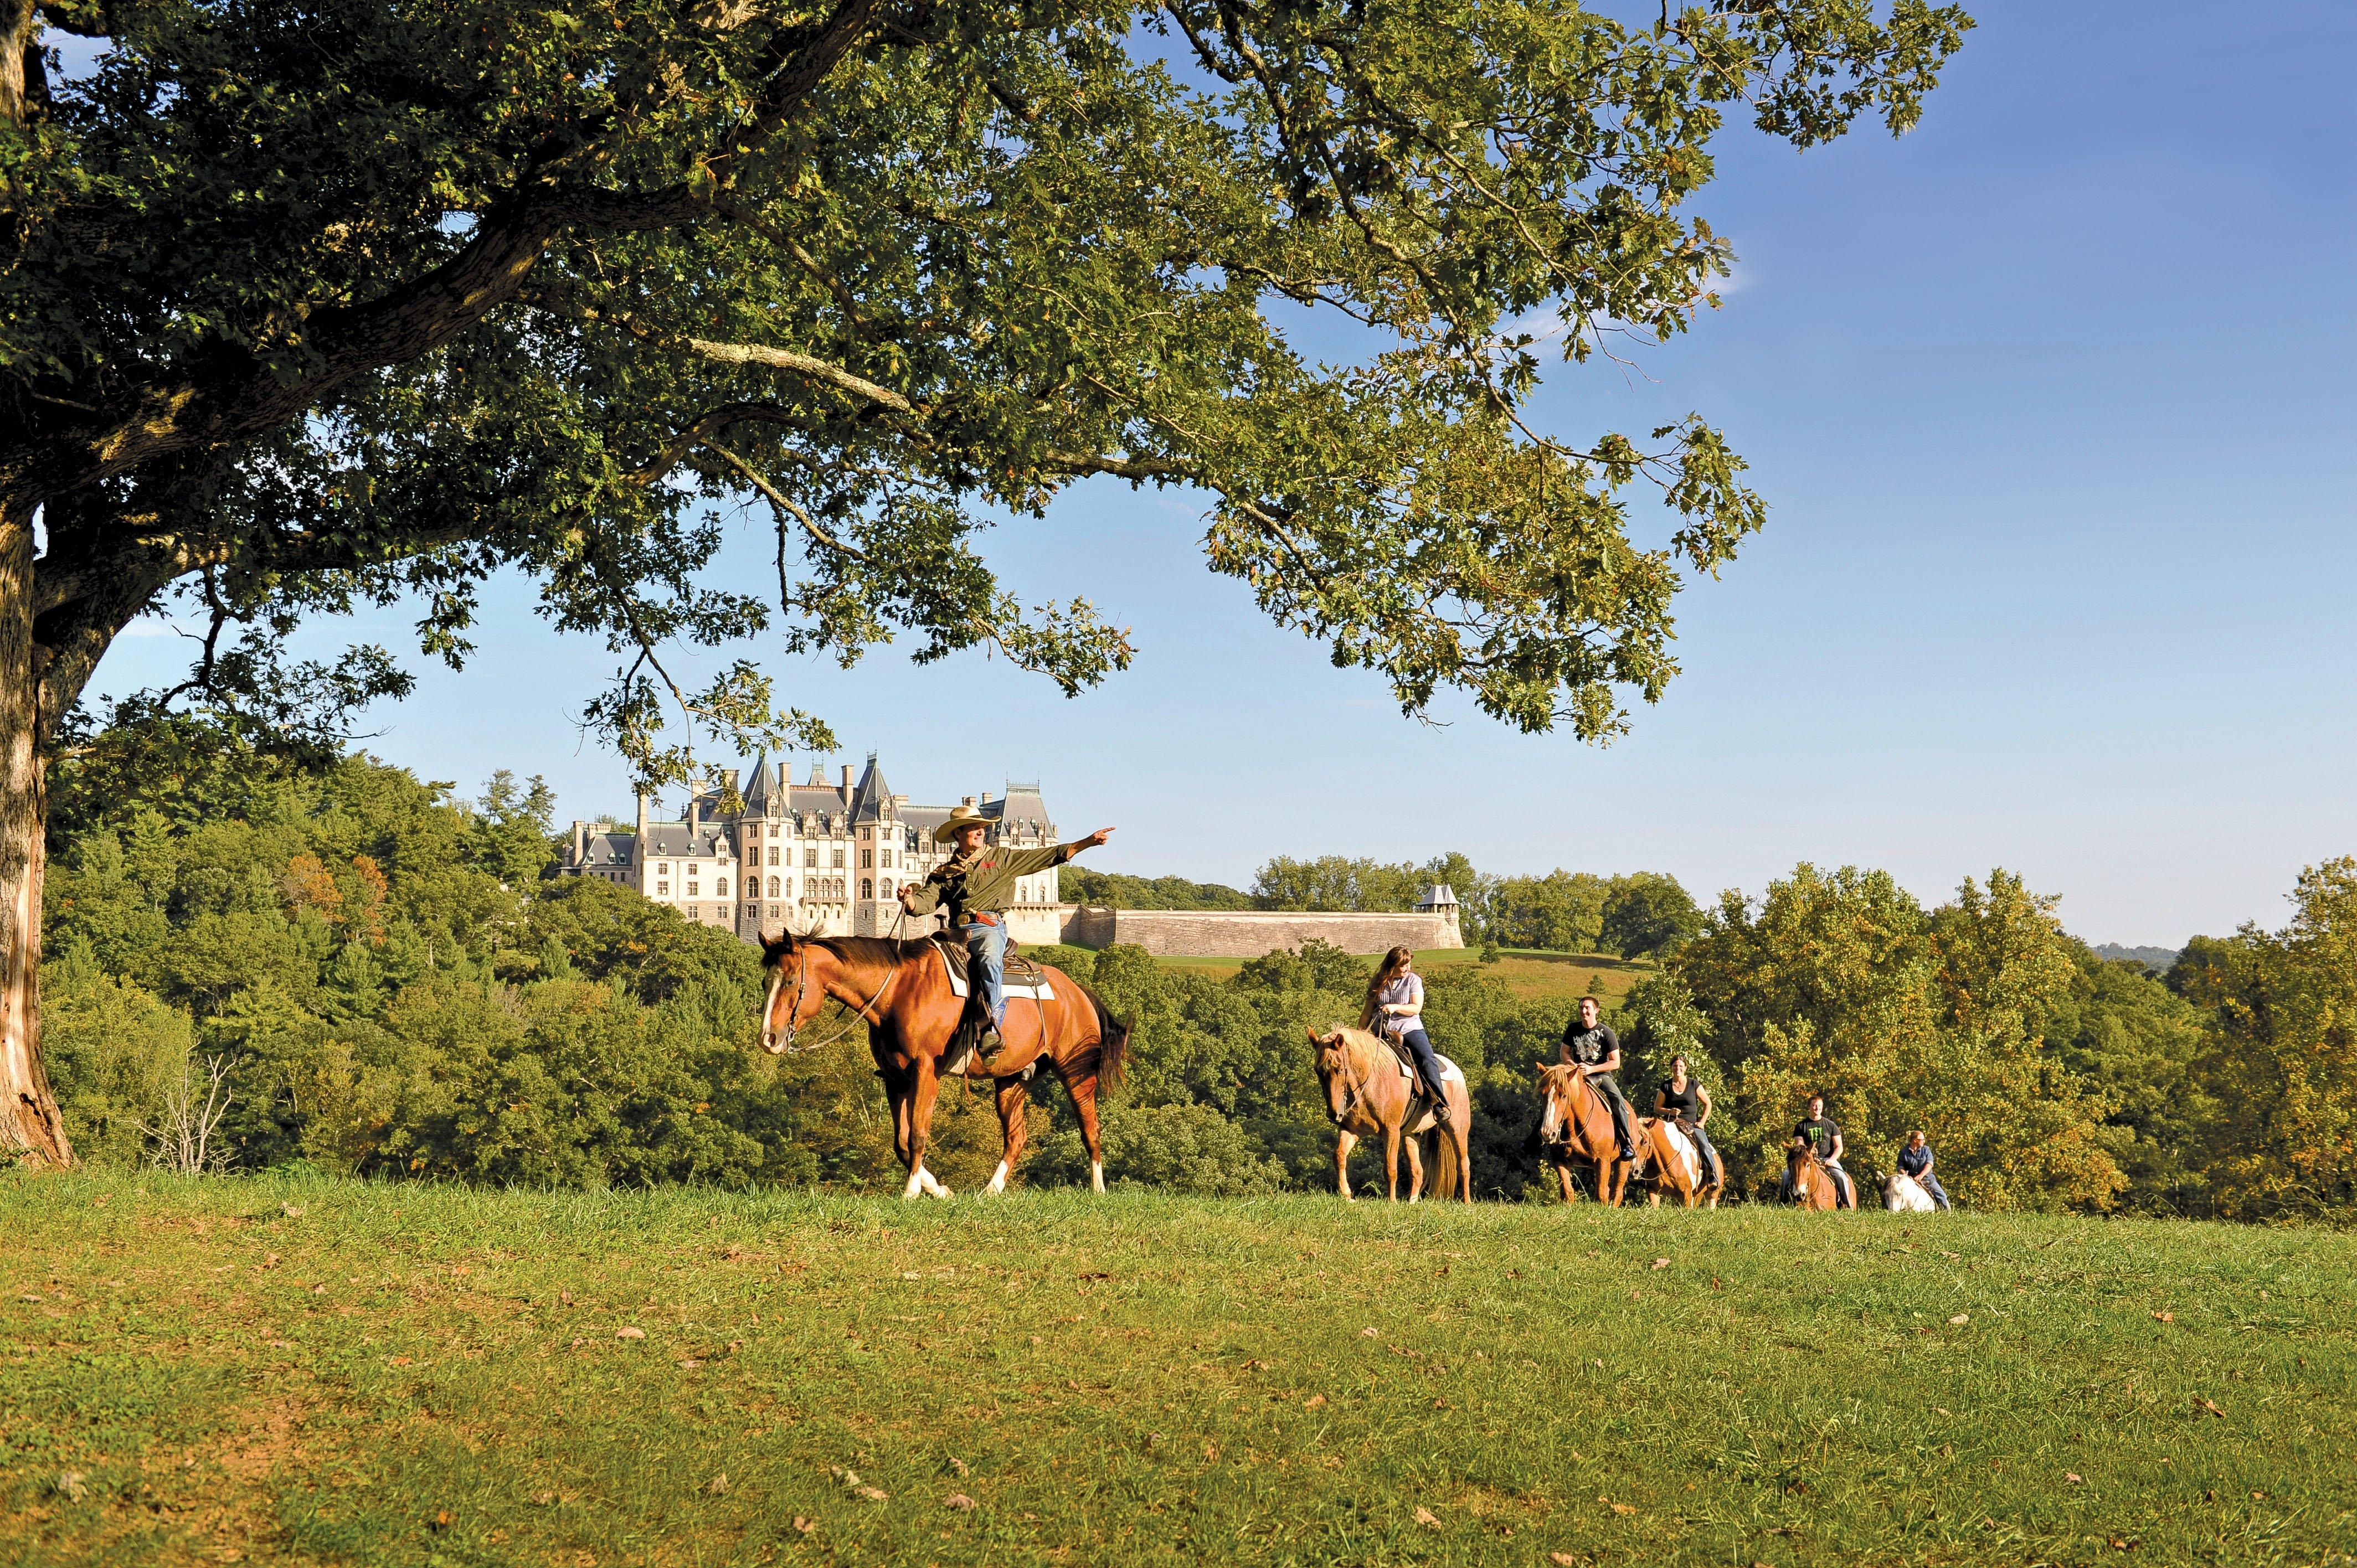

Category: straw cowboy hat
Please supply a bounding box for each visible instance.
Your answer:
[932,803,995,843]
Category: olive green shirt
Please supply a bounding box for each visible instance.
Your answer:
[903,842,1075,925]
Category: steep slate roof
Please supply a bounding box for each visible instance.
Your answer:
[638,822,734,860]
[986,785,1054,843]
[579,829,637,868]
[740,752,773,813]
[848,756,893,822]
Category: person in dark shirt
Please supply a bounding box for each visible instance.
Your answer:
[1895,1129,1952,1210]
[1653,1054,1721,1190]
[1560,996,1638,1161]
[1783,1094,1854,1208]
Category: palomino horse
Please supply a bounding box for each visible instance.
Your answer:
[1307,1026,1473,1202]
[1885,1172,1936,1213]
[1635,1117,1724,1209]
[759,932,1128,1200]
[1532,1062,1636,1206]
[1783,1139,1854,1211]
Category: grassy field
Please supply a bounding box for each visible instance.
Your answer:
[5,1172,2351,1568]
[1148,950,1651,1008]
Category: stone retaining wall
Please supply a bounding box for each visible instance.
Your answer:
[1036,905,1461,957]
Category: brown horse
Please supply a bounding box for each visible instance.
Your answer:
[1635,1117,1725,1209]
[758,931,1128,1200]
[1532,1061,1636,1206]
[1307,1026,1473,1202]
[1783,1139,1852,1211]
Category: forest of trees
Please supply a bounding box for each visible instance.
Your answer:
[32,717,2356,1220]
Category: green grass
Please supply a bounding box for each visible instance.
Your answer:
[6,1171,2353,1567]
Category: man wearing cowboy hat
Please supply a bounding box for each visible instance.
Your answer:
[900,806,1114,1071]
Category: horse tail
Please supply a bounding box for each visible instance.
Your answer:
[1428,1123,1463,1201]
[1075,978,1130,1094]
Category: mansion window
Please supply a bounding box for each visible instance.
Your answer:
[687,881,699,896]
[768,847,779,865]
[716,878,728,896]
[768,823,779,837]
[861,849,872,869]
[768,876,781,898]
[658,862,671,875]
[831,848,846,869]
[804,848,819,868]
[657,881,670,895]
[861,879,873,899]
[881,848,893,869]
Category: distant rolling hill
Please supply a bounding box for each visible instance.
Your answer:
[2092,942,2181,974]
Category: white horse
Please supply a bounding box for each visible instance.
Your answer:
[1885,1171,1937,1213]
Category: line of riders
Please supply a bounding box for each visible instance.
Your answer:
[846,813,1954,1209]
[1363,948,1955,1209]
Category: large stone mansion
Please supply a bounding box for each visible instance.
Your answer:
[561,754,1067,943]
[562,752,1465,955]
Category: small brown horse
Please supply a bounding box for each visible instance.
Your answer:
[1532,1061,1636,1206]
[1635,1117,1725,1209]
[1308,1026,1473,1202]
[759,931,1127,1200]
[1784,1139,1853,1211]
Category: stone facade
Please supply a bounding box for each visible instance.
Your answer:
[560,754,1063,942]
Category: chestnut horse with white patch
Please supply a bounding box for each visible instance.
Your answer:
[758,931,1128,1200]
[1307,1025,1473,1202]
[1532,1061,1636,1206]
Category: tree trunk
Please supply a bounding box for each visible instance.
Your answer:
[0,503,69,1167]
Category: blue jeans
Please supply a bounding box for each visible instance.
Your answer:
[962,920,1010,1027]
[1681,1120,1721,1183]
[1911,1170,1953,1210]
[1398,1027,1446,1096]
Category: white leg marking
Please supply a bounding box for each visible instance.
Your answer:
[1090,1160,1105,1195]
[902,1168,925,1201]
[985,1159,1010,1195]
[919,1165,954,1200]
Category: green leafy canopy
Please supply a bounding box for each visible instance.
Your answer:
[4,0,1970,778]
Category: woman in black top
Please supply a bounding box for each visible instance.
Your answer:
[1653,1054,1721,1189]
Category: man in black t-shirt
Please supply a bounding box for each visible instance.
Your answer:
[1559,996,1638,1161]
[1783,1094,1853,1208]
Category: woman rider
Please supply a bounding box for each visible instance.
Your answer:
[1654,1053,1722,1190]
[1362,946,1449,1106]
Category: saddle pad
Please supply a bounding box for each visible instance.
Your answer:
[1391,1051,1464,1086]
[937,942,1055,1001]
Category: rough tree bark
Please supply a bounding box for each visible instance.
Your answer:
[0,504,69,1167]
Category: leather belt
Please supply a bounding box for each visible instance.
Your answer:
[964,912,1002,926]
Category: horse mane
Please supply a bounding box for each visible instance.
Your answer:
[761,931,939,969]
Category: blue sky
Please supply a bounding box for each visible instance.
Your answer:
[85,2,2357,947]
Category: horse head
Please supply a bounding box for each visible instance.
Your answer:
[1531,1060,1582,1149]
[1308,1024,1364,1121]
[757,928,830,1054]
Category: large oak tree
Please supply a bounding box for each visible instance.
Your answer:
[0,0,1968,1164]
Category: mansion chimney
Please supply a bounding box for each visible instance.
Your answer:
[635,792,650,843]
[840,764,853,794]
[572,819,586,863]
[687,792,702,833]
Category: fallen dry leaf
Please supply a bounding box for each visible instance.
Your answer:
[2196,1397,2227,1418]
[856,1485,888,1502]
[1431,1397,1451,1410]
[2066,1472,2083,1484]
[263,1252,280,1267]
[1940,1249,1960,1260]
[948,1456,970,1477]
[1651,1257,1671,1270]
[53,1471,86,1502]
[1414,1507,1441,1528]
[616,1327,646,1340]
[1549,1555,1576,1566]
[2251,1489,2267,1500]
[1304,1395,1327,1409]
[945,1494,976,1511]
[430,1510,453,1530]
[1934,1406,1952,1417]
[677,1358,704,1369]
[1948,1313,1970,1325]
[792,1517,816,1534]
[707,1473,729,1495]
[389,1356,411,1366]
[1610,1502,1636,1515]
[1360,1327,1378,1338]
[531,1492,558,1507]
[2152,1311,2174,1323]
[2110,1538,2138,1551]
